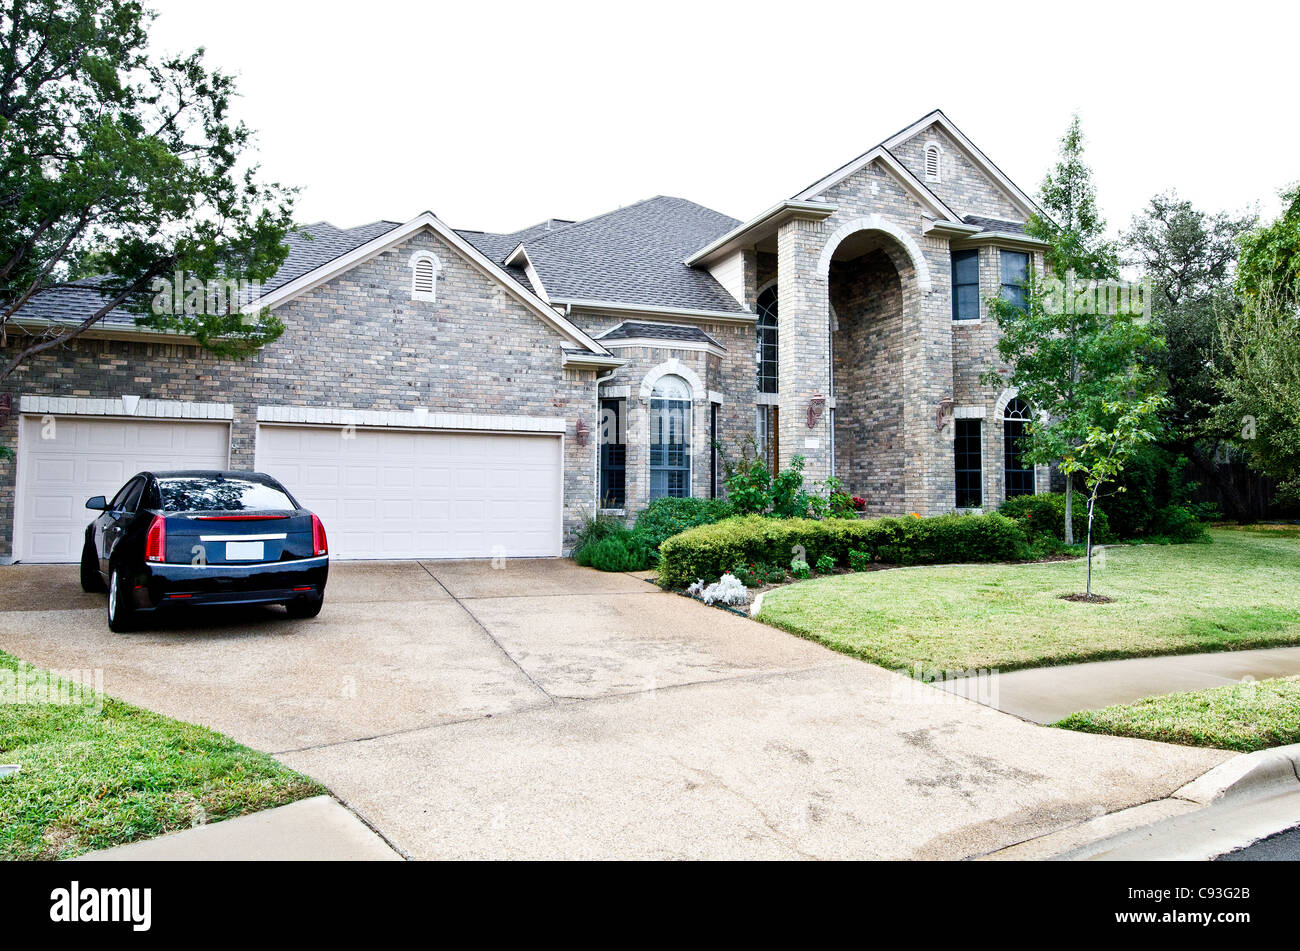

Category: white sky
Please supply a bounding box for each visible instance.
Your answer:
[148,0,1297,239]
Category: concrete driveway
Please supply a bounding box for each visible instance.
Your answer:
[0,559,1229,860]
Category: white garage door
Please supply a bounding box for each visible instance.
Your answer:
[15,415,231,563]
[254,425,563,559]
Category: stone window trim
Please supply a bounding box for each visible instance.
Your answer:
[19,395,234,420]
[408,250,442,302]
[638,358,705,402]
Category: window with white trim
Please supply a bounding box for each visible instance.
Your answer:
[409,251,442,302]
[650,375,691,499]
[924,143,942,183]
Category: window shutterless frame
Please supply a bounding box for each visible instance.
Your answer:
[650,376,691,499]
[999,250,1030,312]
[954,418,982,509]
[951,249,980,321]
[599,397,626,507]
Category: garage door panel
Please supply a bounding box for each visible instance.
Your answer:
[256,425,561,559]
[16,416,230,563]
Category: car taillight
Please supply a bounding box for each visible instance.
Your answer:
[311,513,328,557]
[145,515,166,563]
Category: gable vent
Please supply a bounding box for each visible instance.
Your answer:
[924,142,942,183]
[409,251,442,302]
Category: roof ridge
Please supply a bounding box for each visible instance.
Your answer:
[520,195,672,248]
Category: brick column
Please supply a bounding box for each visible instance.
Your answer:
[900,236,956,513]
[776,218,832,481]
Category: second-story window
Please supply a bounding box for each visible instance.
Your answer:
[1000,250,1029,312]
[756,285,778,394]
[951,249,979,321]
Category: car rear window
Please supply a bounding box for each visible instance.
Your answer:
[157,478,296,513]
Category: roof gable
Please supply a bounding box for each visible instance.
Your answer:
[248,211,612,356]
[883,111,1039,219]
[791,110,1038,221]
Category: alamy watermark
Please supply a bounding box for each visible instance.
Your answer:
[1041,270,1152,319]
[149,272,263,320]
[0,662,104,714]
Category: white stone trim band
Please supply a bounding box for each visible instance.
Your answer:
[19,395,234,420]
[255,405,565,434]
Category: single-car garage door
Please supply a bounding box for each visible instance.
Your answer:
[254,425,562,559]
[15,415,231,563]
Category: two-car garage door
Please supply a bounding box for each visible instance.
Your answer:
[13,414,564,562]
[255,425,563,560]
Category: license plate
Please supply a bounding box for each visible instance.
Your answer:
[225,541,265,562]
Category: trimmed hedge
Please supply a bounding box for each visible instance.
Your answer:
[657,513,1027,590]
[999,492,1112,545]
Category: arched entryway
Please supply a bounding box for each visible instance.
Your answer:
[823,226,924,514]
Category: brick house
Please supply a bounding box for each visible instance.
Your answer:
[1,110,1049,563]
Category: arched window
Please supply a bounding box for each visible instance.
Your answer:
[409,250,441,302]
[650,374,691,499]
[756,285,778,394]
[1003,397,1035,498]
[924,142,942,183]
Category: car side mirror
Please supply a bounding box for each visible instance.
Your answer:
[85,496,107,511]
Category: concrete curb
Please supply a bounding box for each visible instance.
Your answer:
[1173,743,1300,805]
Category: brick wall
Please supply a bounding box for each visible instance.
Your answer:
[0,229,600,557]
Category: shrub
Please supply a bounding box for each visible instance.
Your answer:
[791,559,811,580]
[722,453,816,518]
[1148,504,1211,543]
[577,529,650,572]
[571,509,626,557]
[731,561,788,587]
[847,548,872,572]
[814,553,836,574]
[657,513,1027,590]
[631,496,734,560]
[999,492,1111,545]
[687,573,749,606]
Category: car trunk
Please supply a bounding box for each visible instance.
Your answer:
[163,512,316,565]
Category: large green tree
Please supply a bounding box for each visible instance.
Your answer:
[1122,192,1256,519]
[0,0,294,385]
[1211,185,1300,506]
[986,115,1155,543]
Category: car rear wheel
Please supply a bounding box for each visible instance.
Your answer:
[80,538,105,593]
[286,594,323,619]
[106,567,137,633]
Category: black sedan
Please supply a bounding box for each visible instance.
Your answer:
[81,470,329,632]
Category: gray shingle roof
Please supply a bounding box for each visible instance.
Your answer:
[597,320,723,348]
[6,220,404,329]
[963,215,1028,235]
[465,197,746,315]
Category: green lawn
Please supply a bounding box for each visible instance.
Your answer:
[0,650,323,860]
[1056,676,1300,752]
[756,527,1300,677]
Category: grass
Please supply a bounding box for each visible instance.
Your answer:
[1055,676,1300,752]
[0,650,324,860]
[756,527,1300,678]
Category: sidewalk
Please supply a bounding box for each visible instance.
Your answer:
[938,646,1300,723]
[72,796,402,861]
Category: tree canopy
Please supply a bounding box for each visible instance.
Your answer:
[0,0,295,382]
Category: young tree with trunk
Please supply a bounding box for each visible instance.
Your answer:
[985,115,1150,544]
[1060,395,1166,600]
[0,0,295,393]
